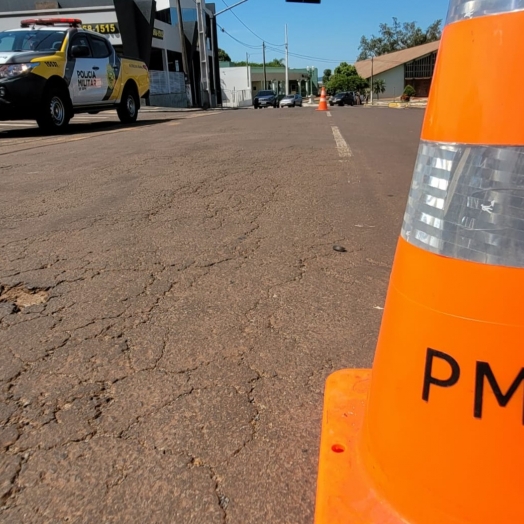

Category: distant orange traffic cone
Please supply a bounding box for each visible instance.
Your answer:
[315,1,524,523]
[316,87,328,111]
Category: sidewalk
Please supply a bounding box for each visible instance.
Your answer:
[368,97,429,108]
[141,98,428,112]
[141,105,248,113]
[141,106,204,113]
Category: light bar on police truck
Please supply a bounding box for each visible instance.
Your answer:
[20,18,82,28]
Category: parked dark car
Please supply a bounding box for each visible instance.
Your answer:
[329,92,354,107]
[254,90,277,109]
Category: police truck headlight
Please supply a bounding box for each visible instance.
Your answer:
[0,63,39,79]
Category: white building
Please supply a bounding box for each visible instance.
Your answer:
[355,41,440,99]
[156,0,220,108]
[220,64,319,108]
[220,66,252,107]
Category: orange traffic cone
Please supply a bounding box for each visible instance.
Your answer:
[315,1,524,523]
[316,87,328,111]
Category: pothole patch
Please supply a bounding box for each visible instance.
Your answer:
[0,284,49,311]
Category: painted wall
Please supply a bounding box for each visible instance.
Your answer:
[220,63,319,96]
[220,66,252,107]
[374,65,405,99]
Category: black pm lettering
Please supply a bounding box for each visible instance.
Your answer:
[422,349,524,424]
[422,348,461,402]
[474,362,524,424]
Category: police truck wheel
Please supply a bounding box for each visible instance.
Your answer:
[117,86,139,124]
[36,86,71,133]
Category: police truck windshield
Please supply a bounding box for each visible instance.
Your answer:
[0,31,66,52]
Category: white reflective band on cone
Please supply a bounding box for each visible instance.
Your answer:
[446,0,524,23]
[401,141,524,267]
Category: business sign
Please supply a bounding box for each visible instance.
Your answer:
[82,23,120,35]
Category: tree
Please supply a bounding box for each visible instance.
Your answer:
[218,48,232,62]
[333,62,357,77]
[231,58,284,67]
[373,79,386,99]
[403,85,416,97]
[322,69,332,84]
[357,18,442,60]
[326,62,368,94]
[232,61,261,67]
[267,58,285,67]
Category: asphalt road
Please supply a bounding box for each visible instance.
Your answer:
[0,105,424,523]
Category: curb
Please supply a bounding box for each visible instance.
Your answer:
[141,106,203,113]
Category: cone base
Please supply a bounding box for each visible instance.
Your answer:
[316,104,328,111]
[314,369,405,524]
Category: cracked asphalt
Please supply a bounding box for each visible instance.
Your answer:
[0,106,424,523]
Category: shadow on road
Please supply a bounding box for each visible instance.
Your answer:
[0,118,180,139]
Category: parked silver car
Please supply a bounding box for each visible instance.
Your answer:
[280,94,303,108]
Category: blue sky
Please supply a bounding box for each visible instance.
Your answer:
[214,0,450,70]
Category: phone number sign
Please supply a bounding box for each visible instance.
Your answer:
[82,23,119,34]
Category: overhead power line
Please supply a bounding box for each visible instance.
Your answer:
[208,0,363,67]
[217,23,263,49]
[217,13,412,67]
[220,0,285,47]
[265,45,354,65]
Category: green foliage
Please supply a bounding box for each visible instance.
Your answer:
[333,62,358,77]
[231,58,285,68]
[322,68,332,84]
[218,48,231,62]
[358,18,442,60]
[329,75,368,93]
[268,58,285,67]
[403,85,416,97]
[372,79,386,99]
[326,74,349,94]
[326,62,368,94]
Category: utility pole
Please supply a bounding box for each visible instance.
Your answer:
[307,66,313,98]
[262,42,267,89]
[175,0,191,106]
[370,56,374,105]
[246,52,250,86]
[285,25,289,95]
[196,0,210,108]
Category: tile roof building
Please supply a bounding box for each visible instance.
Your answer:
[355,40,441,99]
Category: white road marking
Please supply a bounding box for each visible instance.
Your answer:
[326,111,332,117]
[0,122,34,127]
[331,126,352,158]
[74,116,110,121]
[186,112,223,119]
